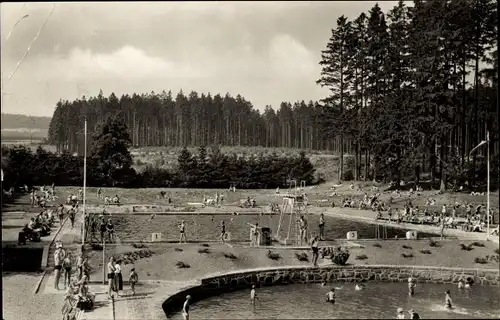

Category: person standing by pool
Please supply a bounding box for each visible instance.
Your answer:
[54,242,66,290]
[311,236,320,267]
[408,277,416,296]
[107,257,116,299]
[444,289,453,309]
[396,307,405,319]
[129,268,139,296]
[440,216,445,240]
[114,260,123,297]
[57,204,65,226]
[68,207,76,229]
[298,216,308,246]
[179,221,187,243]
[250,285,258,305]
[319,213,325,240]
[182,295,191,320]
[106,218,115,243]
[220,220,226,244]
[62,252,73,289]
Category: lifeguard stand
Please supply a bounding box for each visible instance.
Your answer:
[274,181,308,245]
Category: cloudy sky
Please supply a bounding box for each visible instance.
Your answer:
[1,1,399,117]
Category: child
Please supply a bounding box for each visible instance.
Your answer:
[129,268,138,296]
[408,277,416,296]
[397,307,405,319]
[444,289,453,309]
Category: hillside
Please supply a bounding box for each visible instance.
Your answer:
[1,113,51,130]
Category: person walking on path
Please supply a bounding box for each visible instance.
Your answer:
[54,242,66,290]
[114,260,123,297]
[68,207,76,229]
[57,204,65,226]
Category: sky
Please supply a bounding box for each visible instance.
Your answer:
[2,1,401,117]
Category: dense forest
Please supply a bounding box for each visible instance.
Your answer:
[2,115,316,189]
[45,0,498,187]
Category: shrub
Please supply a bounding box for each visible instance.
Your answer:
[267,250,281,261]
[131,242,148,249]
[198,248,210,254]
[295,252,309,262]
[342,170,354,181]
[330,247,350,266]
[428,239,439,247]
[224,253,237,260]
[355,254,368,260]
[474,257,488,264]
[419,250,432,254]
[494,248,499,255]
[373,243,382,248]
[201,243,210,247]
[471,241,485,247]
[401,253,414,258]
[460,244,474,251]
[90,243,103,251]
[176,261,190,268]
[402,245,412,249]
[174,248,183,252]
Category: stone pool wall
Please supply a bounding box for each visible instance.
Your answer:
[162,265,499,317]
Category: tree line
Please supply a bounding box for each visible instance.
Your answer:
[317,0,498,188]
[3,116,316,190]
[47,91,333,154]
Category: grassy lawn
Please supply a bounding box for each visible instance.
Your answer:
[85,239,499,282]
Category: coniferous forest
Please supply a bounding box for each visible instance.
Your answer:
[4,0,498,190]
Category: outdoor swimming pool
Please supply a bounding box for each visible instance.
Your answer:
[113,214,439,241]
[170,282,500,319]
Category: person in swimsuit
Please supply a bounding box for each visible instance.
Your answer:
[458,280,464,289]
[107,257,116,299]
[311,236,320,267]
[250,285,258,305]
[325,286,343,303]
[298,216,308,246]
[129,268,138,296]
[408,277,416,296]
[220,221,226,244]
[444,289,453,309]
[182,295,191,320]
[319,213,325,240]
[57,204,65,226]
[179,221,187,243]
[408,309,420,319]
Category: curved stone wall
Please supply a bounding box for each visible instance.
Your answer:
[162,265,499,317]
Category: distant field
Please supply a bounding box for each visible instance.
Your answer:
[0,113,51,130]
[131,146,346,182]
[1,129,48,140]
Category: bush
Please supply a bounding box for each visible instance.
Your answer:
[419,250,432,254]
[474,257,488,264]
[460,244,474,251]
[355,254,368,260]
[401,253,414,258]
[224,253,237,260]
[342,170,354,181]
[201,243,210,247]
[90,243,103,251]
[131,242,148,249]
[176,261,190,268]
[198,248,210,254]
[373,243,382,248]
[330,247,350,266]
[495,248,500,255]
[402,245,412,249]
[267,250,281,261]
[295,252,309,262]
[428,239,439,247]
[471,241,485,247]
[174,248,183,252]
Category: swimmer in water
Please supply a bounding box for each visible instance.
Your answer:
[250,285,258,305]
[321,281,326,286]
[325,286,343,303]
[355,284,365,291]
[408,277,416,296]
[397,307,405,319]
[458,280,464,289]
[444,289,453,309]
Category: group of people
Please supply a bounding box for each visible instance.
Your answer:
[30,184,57,208]
[106,256,139,299]
[83,213,116,243]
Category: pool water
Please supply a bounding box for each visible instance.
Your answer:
[114,214,439,241]
[170,282,500,319]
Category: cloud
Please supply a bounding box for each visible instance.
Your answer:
[269,34,317,77]
[38,46,208,80]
